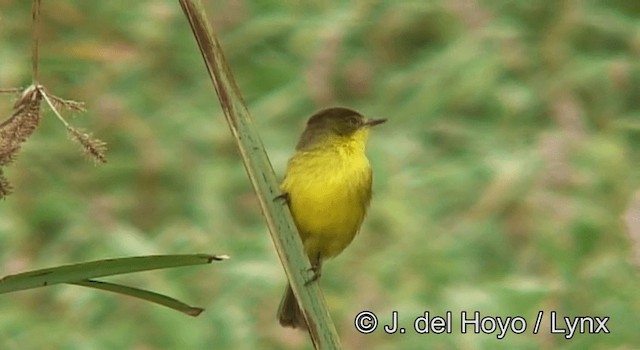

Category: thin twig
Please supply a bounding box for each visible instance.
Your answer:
[31,0,41,83]
[39,87,73,129]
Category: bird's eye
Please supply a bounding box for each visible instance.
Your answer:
[348,116,360,127]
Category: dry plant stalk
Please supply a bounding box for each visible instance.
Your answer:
[0,84,107,198]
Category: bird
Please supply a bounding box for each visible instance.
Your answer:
[277,107,385,329]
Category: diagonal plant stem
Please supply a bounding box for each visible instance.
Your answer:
[178,1,342,349]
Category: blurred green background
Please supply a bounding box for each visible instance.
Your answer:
[1,0,640,349]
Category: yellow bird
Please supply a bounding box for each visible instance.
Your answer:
[277,107,385,329]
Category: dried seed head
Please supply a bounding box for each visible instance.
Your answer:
[0,85,107,198]
[67,127,107,164]
[0,85,42,166]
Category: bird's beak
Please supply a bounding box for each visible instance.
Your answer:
[364,118,387,127]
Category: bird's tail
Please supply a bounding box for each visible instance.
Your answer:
[277,285,307,330]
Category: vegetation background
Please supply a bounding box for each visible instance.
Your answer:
[1,0,639,349]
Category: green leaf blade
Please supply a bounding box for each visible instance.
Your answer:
[0,254,228,294]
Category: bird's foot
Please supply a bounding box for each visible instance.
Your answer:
[274,192,290,205]
[304,255,322,286]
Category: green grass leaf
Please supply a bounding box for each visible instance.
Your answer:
[71,279,205,316]
[0,254,228,294]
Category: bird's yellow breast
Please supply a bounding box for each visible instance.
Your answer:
[281,130,372,260]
